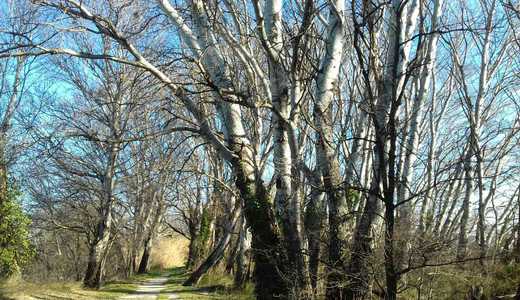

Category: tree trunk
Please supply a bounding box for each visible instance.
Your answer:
[183,199,240,286]
[263,0,308,293]
[186,233,199,269]
[132,194,154,273]
[84,183,114,287]
[84,140,117,288]
[234,213,249,289]
[84,192,113,287]
[310,1,347,297]
[457,150,473,261]
[137,237,152,274]
[138,193,166,274]
[83,234,110,288]
[127,248,136,276]
[160,2,290,297]
[304,175,325,296]
[186,198,203,269]
[236,172,288,299]
[345,174,381,299]
[182,231,230,286]
[457,154,473,260]
[384,197,398,300]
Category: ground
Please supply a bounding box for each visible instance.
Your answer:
[0,267,254,300]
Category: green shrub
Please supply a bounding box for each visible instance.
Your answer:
[0,187,34,278]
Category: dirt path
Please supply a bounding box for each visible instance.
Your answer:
[119,277,178,300]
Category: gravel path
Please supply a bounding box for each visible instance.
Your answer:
[119,277,178,299]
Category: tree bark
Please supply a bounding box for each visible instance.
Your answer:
[138,190,167,274]
[84,130,118,287]
[304,175,325,296]
[183,202,240,286]
[263,0,308,293]
[345,146,382,299]
[235,173,288,299]
[84,228,110,288]
[457,150,473,261]
[309,1,347,297]
[137,236,152,274]
[233,213,249,289]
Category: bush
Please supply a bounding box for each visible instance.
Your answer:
[0,187,34,278]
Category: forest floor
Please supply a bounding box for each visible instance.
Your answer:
[0,267,253,300]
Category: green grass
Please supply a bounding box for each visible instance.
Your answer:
[158,267,254,300]
[0,282,136,299]
[0,277,137,299]
[0,267,254,299]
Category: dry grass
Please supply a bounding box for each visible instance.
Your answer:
[0,279,136,300]
[149,235,189,270]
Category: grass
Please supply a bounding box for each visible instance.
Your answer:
[0,267,254,300]
[0,277,137,299]
[397,262,520,299]
[159,267,254,300]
